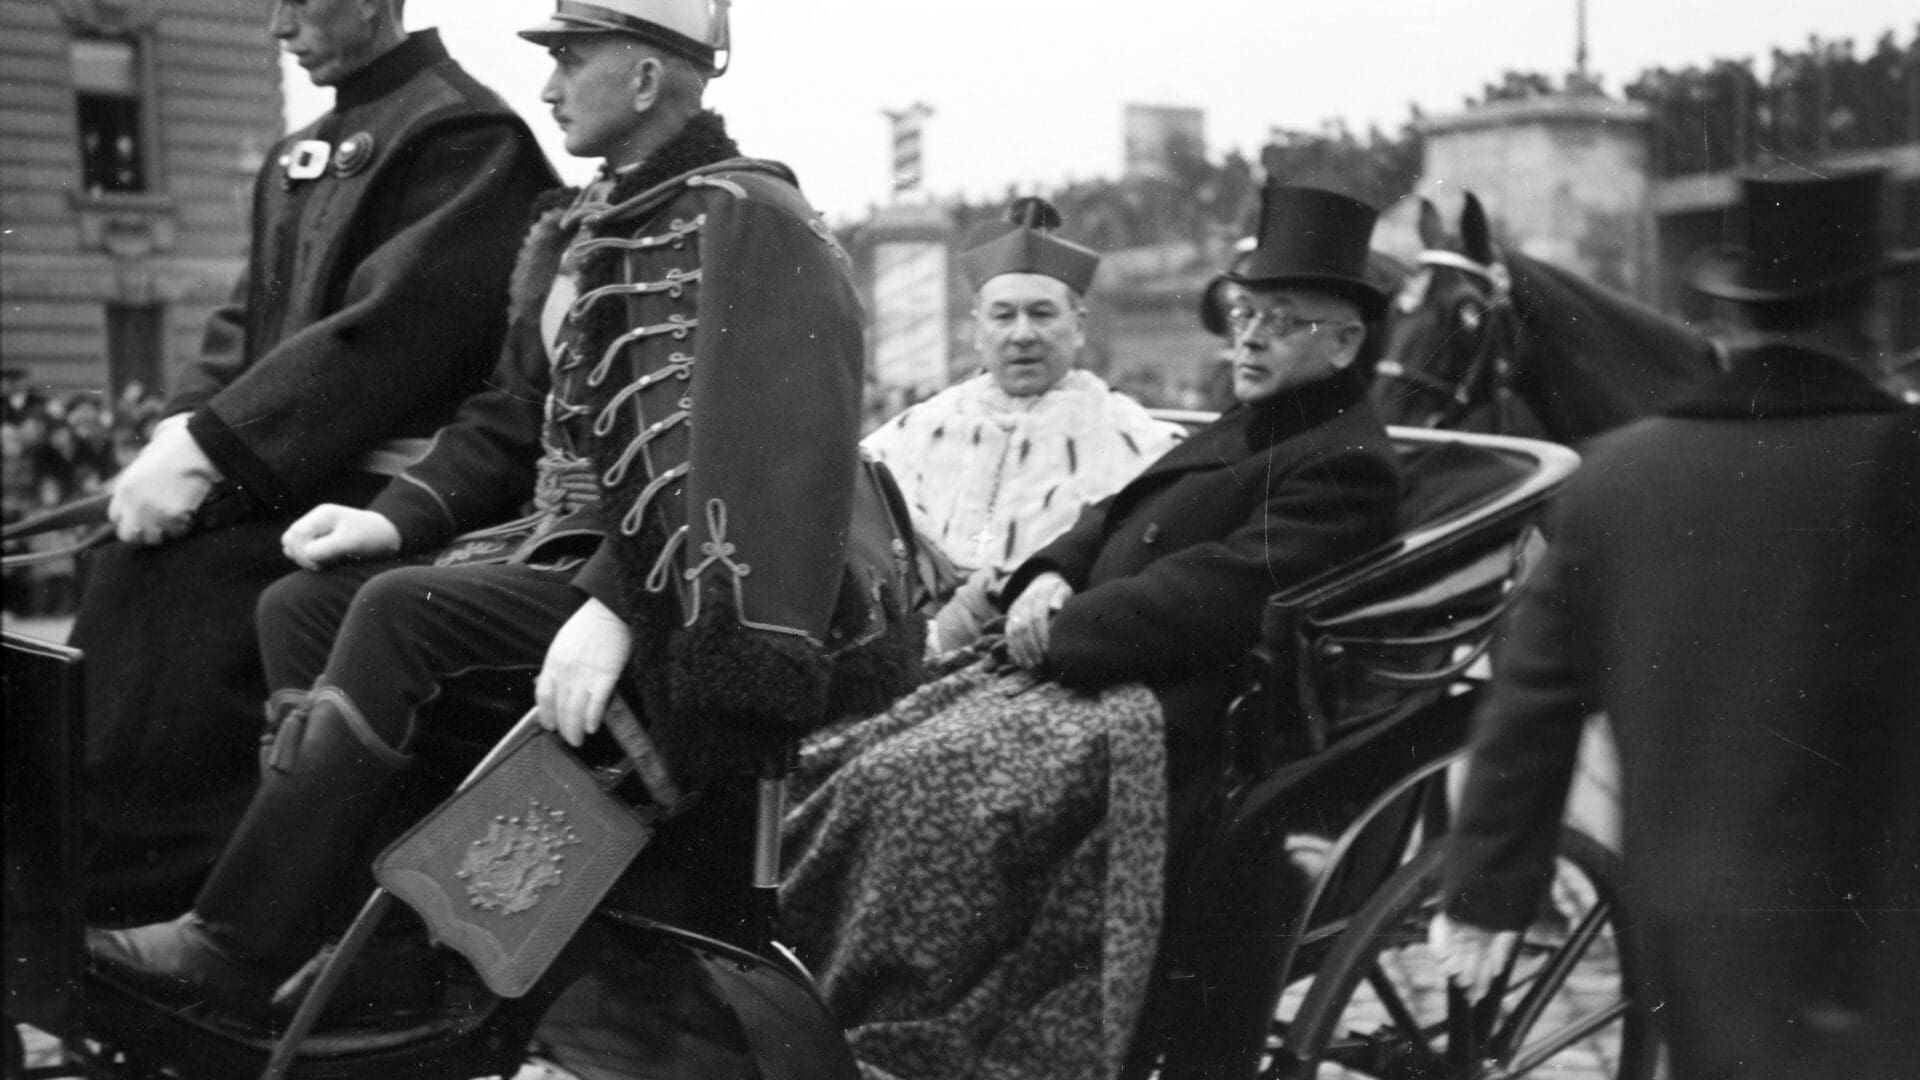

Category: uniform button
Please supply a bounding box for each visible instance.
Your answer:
[1142,523,1161,545]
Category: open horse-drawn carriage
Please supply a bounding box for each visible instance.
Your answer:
[6,418,1650,1080]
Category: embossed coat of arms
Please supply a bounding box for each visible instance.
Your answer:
[455,800,580,915]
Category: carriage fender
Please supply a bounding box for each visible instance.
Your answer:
[694,944,861,1080]
[584,916,861,1080]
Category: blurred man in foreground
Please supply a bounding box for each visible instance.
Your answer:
[1437,166,1920,1079]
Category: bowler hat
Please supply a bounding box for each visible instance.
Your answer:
[959,197,1101,295]
[1228,184,1387,319]
[1687,166,1920,302]
[520,0,731,75]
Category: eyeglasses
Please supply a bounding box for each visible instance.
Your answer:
[1226,304,1357,342]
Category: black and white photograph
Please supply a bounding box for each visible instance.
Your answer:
[4,2,1916,1078]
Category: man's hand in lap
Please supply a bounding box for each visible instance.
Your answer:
[1005,571,1073,671]
[108,414,221,546]
[280,506,402,570]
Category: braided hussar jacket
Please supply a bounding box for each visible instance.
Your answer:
[369,114,922,774]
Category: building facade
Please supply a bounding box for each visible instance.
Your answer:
[1124,104,1206,182]
[1417,82,1919,356]
[1,0,280,396]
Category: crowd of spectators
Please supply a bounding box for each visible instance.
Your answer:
[3,376,165,617]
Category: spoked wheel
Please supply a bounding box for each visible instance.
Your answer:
[1274,828,1656,1080]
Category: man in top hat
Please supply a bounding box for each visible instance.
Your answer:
[778,184,1402,1079]
[87,0,923,1035]
[71,0,555,922]
[1196,238,1406,410]
[862,196,1183,653]
[1435,166,1920,1078]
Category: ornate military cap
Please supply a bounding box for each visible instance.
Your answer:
[520,0,732,75]
[958,197,1101,296]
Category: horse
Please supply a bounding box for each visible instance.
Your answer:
[1373,192,1722,442]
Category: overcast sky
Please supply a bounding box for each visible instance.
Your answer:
[286,1,1911,221]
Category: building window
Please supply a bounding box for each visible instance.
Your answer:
[105,302,165,398]
[71,36,147,194]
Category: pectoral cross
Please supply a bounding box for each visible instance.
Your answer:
[971,524,998,562]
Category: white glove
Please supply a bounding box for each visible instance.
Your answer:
[929,569,997,656]
[107,416,221,545]
[536,597,636,747]
[1005,571,1073,671]
[1429,912,1520,1001]
[280,505,402,571]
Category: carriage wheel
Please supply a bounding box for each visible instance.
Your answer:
[1275,828,1656,1080]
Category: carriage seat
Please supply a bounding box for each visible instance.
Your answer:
[1255,427,1580,761]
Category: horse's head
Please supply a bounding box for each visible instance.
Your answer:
[1376,193,1724,443]
[1373,193,1530,433]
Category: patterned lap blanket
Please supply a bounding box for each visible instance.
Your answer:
[780,661,1168,1080]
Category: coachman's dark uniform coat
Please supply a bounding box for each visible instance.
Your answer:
[72,30,555,921]
[1443,345,1920,1079]
[1005,369,1402,766]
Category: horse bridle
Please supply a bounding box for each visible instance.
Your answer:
[1379,248,1524,432]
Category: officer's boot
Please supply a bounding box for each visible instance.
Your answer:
[87,690,412,1026]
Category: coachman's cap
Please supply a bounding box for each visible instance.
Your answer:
[520,0,732,75]
[959,197,1101,296]
[1687,165,1920,302]
[1228,183,1387,319]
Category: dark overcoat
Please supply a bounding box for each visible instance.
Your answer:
[1443,345,1920,1079]
[1006,370,1402,755]
[73,30,555,920]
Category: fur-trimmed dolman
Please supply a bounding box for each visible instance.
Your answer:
[368,112,923,779]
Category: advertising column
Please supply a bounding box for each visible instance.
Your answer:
[870,104,951,403]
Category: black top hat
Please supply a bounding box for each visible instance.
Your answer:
[958,197,1101,295]
[1687,166,1920,303]
[1227,184,1387,319]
